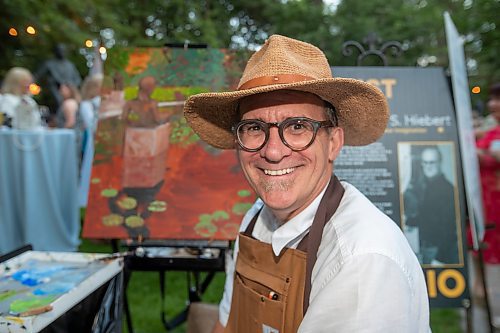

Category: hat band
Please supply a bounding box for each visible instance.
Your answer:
[238,74,314,91]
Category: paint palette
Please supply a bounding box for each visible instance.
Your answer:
[0,251,122,332]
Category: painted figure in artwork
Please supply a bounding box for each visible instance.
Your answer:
[108,76,172,238]
[122,76,164,128]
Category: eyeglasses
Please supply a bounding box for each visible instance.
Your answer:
[232,117,334,152]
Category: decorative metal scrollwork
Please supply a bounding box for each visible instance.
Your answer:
[342,32,404,66]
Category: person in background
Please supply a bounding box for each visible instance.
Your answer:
[35,43,82,116]
[56,83,81,129]
[476,83,500,264]
[78,74,103,208]
[0,67,42,130]
[184,35,429,333]
[79,74,103,134]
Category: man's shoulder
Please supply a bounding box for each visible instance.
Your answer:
[334,181,396,230]
[313,182,422,292]
[321,181,415,264]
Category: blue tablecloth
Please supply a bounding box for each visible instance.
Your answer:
[0,128,80,254]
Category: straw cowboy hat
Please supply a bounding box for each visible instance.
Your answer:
[183,34,389,149]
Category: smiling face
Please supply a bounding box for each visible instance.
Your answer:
[237,90,344,222]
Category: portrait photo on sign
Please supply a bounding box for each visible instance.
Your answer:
[398,141,463,267]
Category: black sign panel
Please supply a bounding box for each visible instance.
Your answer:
[333,67,469,307]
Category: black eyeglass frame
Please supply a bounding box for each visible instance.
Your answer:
[232,117,334,152]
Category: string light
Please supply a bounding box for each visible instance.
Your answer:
[26,26,36,35]
[85,39,93,47]
[471,86,481,94]
[29,83,41,95]
[9,28,18,36]
[99,46,106,54]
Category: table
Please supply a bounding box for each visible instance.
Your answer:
[0,250,123,333]
[0,129,80,254]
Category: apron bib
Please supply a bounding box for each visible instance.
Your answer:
[225,176,344,333]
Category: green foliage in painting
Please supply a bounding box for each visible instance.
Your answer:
[170,117,200,147]
[194,219,218,237]
[117,196,138,210]
[232,202,253,216]
[101,188,118,198]
[212,210,230,221]
[158,49,227,90]
[102,214,124,227]
[125,215,145,228]
[148,201,167,212]
[237,190,252,197]
[105,48,130,75]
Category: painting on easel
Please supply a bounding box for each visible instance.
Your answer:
[82,47,256,241]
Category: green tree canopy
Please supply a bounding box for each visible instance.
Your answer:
[1,0,498,101]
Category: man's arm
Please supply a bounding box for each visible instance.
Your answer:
[299,253,430,333]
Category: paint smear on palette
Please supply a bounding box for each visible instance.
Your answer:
[0,290,18,302]
[0,259,105,316]
[9,295,56,314]
[12,265,74,286]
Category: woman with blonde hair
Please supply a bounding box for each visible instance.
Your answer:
[78,74,104,207]
[80,74,103,133]
[0,67,42,130]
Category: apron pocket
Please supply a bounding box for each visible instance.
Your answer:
[234,274,285,333]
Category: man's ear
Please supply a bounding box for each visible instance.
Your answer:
[328,127,344,162]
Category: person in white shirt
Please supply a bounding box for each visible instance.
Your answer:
[183,35,430,333]
[0,67,42,130]
[79,74,103,134]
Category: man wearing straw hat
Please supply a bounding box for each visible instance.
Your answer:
[184,35,430,333]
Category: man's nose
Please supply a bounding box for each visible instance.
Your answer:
[260,127,291,161]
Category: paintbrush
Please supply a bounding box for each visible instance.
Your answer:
[10,305,53,317]
[94,251,134,262]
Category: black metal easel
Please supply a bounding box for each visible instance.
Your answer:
[112,239,228,333]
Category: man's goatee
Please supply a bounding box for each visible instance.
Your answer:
[259,179,294,192]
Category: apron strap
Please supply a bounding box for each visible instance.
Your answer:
[302,176,344,315]
[243,207,262,236]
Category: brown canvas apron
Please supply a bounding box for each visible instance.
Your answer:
[225,176,344,333]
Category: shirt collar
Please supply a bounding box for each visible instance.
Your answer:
[257,183,329,256]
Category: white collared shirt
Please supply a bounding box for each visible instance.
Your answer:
[219,181,431,333]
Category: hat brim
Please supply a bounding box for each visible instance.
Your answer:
[184,77,389,149]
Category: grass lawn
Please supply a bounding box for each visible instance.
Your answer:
[79,238,463,333]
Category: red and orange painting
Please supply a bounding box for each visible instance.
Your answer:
[82,47,255,241]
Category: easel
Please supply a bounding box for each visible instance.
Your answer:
[112,239,229,333]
